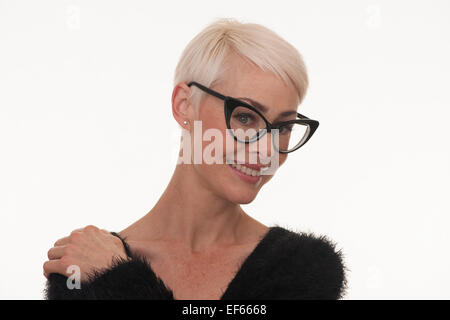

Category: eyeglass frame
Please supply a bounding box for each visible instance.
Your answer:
[187,81,319,154]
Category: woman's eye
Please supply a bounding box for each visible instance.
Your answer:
[280,126,293,134]
[234,113,255,125]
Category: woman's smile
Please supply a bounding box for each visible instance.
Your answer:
[228,163,262,184]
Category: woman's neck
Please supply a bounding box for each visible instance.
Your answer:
[125,163,249,253]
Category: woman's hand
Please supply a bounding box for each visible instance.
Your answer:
[43,225,129,282]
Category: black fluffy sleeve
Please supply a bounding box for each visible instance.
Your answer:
[275,229,348,300]
[43,232,174,300]
[221,226,348,300]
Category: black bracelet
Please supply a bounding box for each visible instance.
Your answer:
[110,231,133,259]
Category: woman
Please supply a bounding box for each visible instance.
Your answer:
[43,18,347,300]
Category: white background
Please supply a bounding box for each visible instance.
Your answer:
[1,0,449,299]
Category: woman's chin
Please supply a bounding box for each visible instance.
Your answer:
[227,190,259,205]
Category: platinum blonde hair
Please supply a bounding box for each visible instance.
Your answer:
[173,18,309,111]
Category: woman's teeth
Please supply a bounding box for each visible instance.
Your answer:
[230,163,261,177]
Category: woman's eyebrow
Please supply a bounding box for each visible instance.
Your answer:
[238,97,298,121]
[238,97,269,113]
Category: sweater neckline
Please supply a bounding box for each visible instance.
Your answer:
[219,225,278,300]
[114,225,282,300]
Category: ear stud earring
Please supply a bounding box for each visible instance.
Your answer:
[183,120,188,125]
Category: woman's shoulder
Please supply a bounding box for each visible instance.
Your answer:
[269,225,346,262]
[264,224,345,256]
[238,224,348,299]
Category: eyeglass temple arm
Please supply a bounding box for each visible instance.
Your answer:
[187,81,227,101]
[187,83,313,122]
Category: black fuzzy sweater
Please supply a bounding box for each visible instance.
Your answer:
[44,225,348,300]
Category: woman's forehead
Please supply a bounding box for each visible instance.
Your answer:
[222,77,300,112]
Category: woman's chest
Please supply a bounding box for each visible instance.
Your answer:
[151,253,245,299]
[127,240,256,300]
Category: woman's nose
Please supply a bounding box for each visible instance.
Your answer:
[254,131,275,163]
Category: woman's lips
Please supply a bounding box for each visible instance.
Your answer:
[228,164,262,184]
[240,163,267,170]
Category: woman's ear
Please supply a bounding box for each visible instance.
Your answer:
[172,82,194,129]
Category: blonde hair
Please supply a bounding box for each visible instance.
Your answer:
[173,18,309,111]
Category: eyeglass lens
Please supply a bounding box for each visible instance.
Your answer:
[229,104,309,152]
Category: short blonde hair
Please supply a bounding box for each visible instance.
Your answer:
[173,18,309,111]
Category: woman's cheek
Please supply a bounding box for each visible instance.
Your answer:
[279,154,288,166]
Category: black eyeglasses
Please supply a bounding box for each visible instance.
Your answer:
[187,81,319,154]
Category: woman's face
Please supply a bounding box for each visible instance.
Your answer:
[184,58,300,204]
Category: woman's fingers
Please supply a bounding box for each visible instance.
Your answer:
[43,259,67,278]
[53,236,69,246]
[47,245,66,260]
[53,228,83,246]
[44,225,122,281]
